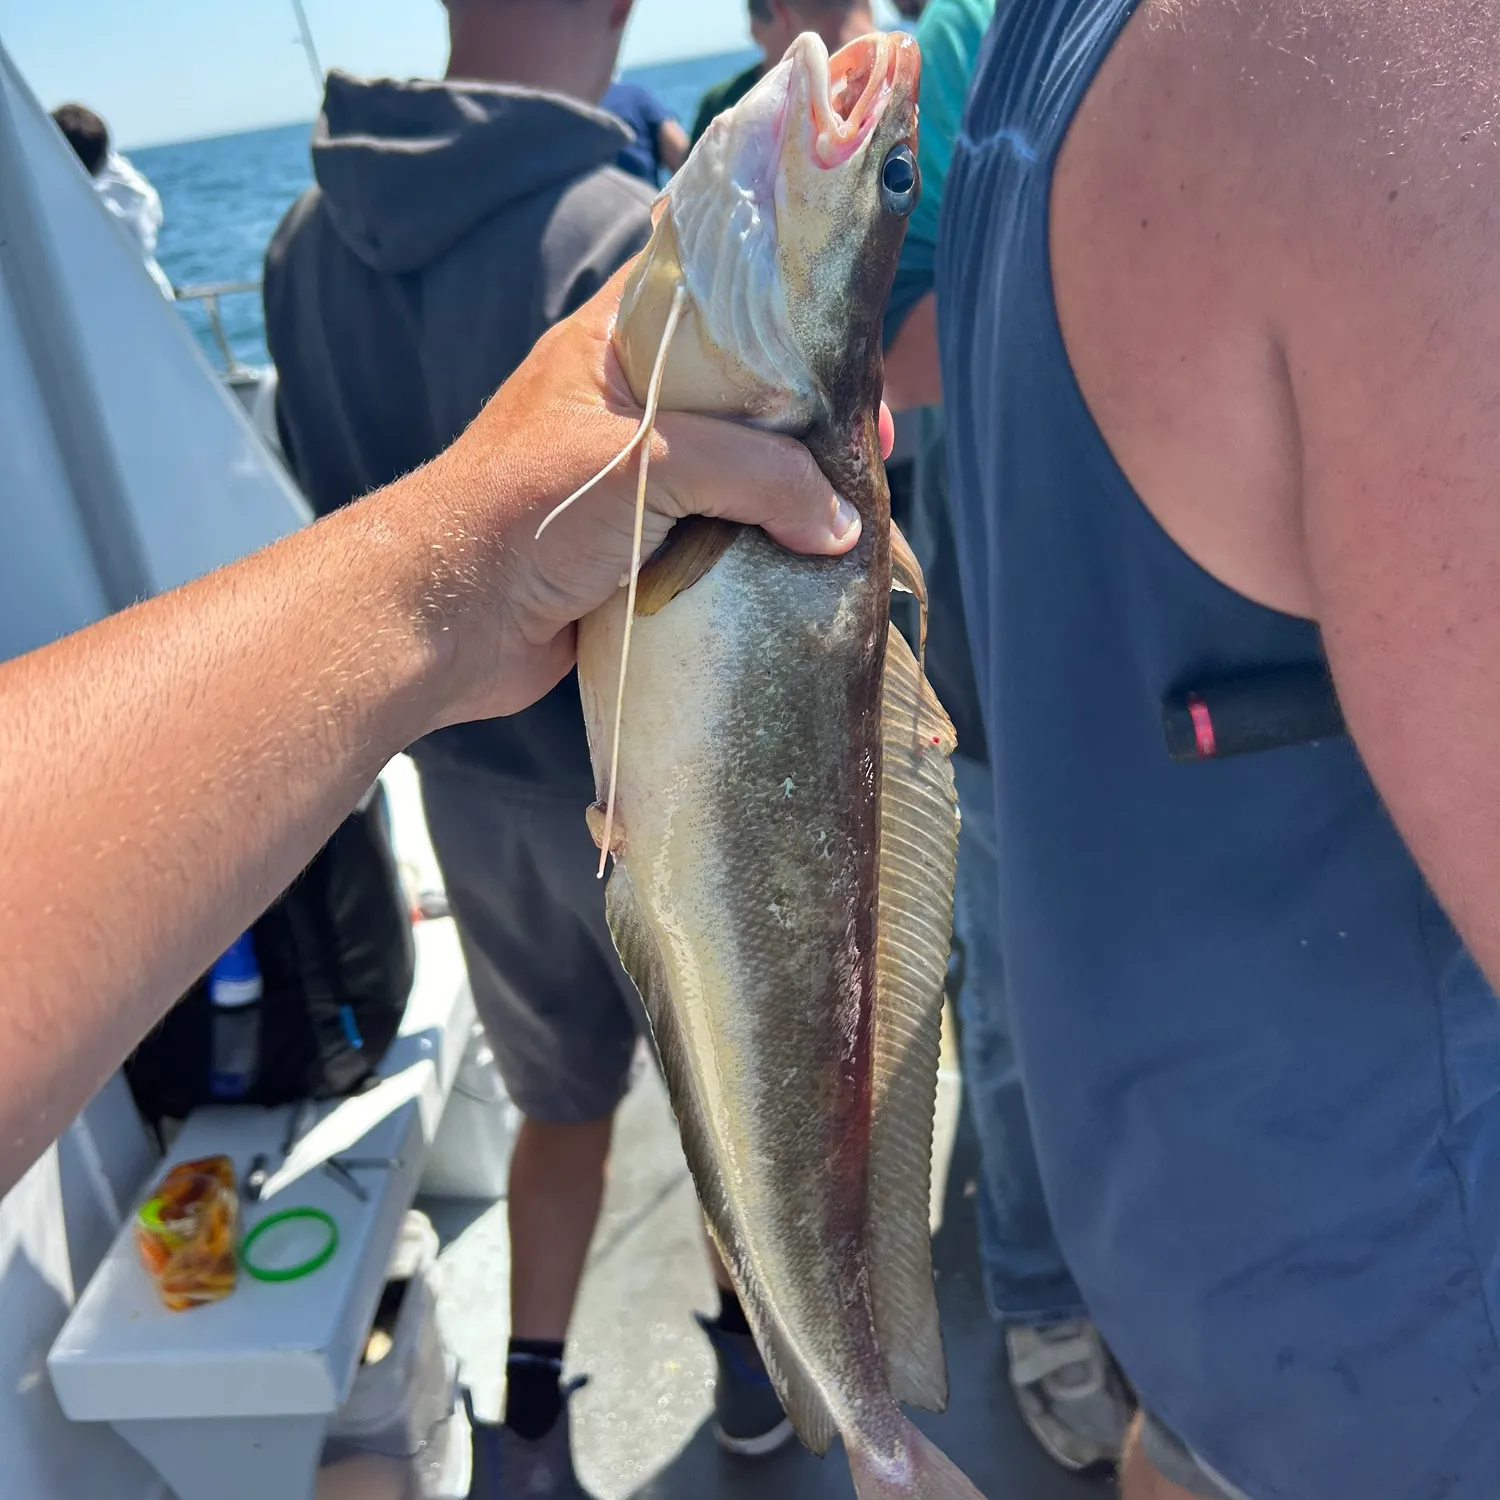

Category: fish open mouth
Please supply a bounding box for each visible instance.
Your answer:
[799,32,899,168]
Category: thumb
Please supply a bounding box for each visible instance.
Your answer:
[648,409,863,555]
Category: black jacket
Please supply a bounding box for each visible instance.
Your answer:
[265,71,654,795]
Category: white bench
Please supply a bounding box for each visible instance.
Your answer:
[49,915,474,1500]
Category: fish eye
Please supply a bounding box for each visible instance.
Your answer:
[880,145,918,216]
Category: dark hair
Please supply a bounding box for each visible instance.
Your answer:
[51,103,109,176]
[750,0,858,20]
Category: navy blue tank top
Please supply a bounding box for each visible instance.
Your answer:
[938,5,1500,1496]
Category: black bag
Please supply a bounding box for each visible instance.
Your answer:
[126,783,416,1127]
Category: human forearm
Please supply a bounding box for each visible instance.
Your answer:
[0,478,456,1184]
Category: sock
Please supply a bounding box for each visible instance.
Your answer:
[715,1285,752,1337]
[504,1338,565,1440]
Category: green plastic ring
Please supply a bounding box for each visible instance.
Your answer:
[239,1207,339,1283]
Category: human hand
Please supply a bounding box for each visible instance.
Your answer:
[398,265,895,726]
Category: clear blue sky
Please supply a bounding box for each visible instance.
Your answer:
[2,0,792,149]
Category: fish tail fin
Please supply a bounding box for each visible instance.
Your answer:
[594,279,690,877]
[847,1418,988,1500]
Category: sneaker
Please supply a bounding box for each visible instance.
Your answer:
[466,1381,599,1499]
[1004,1320,1133,1473]
[694,1312,796,1457]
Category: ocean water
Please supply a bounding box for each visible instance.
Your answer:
[134,49,756,371]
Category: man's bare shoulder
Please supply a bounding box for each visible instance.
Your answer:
[1050,0,1500,613]
[1109,0,1500,232]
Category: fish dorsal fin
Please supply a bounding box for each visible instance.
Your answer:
[603,866,839,1456]
[867,619,959,1413]
[635,516,740,616]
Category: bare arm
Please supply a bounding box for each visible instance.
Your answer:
[656,116,691,176]
[1254,7,1500,979]
[882,291,941,411]
[0,272,867,1193]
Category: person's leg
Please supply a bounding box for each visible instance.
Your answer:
[951,754,1081,1322]
[508,1115,614,1342]
[949,753,1132,1470]
[695,1232,794,1454]
[417,764,640,1498]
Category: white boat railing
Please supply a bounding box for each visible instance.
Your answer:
[173,279,261,381]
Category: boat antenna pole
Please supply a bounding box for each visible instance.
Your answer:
[290,0,324,93]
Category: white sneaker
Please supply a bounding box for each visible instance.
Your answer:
[1004,1320,1133,1473]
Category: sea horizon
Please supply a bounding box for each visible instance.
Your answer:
[124,46,756,154]
[133,47,758,370]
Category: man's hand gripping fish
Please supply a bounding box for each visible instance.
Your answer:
[538,31,977,1500]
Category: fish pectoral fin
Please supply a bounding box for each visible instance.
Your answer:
[867,621,959,1414]
[585,802,626,854]
[605,866,838,1457]
[635,516,739,616]
[890,521,930,672]
[890,521,926,600]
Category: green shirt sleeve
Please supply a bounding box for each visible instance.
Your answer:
[691,83,727,146]
[691,62,764,146]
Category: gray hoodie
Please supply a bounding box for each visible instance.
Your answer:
[265,71,654,794]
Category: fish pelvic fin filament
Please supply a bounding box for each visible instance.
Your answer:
[583,280,690,877]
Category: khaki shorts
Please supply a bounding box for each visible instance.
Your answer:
[418,762,647,1124]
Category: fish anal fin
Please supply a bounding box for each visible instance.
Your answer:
[603,867,838,1455]
[868,622,959,1413]
[890,521,930,671]
[635,517,740,616]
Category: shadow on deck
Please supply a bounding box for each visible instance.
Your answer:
[426,1068,1112,1500]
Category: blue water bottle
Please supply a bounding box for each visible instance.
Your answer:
[208,932,262,1101]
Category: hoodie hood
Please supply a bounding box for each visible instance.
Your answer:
[311,71,634,274]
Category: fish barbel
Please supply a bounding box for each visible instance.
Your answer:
[559,30,975,1500]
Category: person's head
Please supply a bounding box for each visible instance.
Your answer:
[51,103,109,177]
[443,0,634,103]
[748,0,875,68]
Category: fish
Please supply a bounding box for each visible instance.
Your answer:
[547,29,975,1500]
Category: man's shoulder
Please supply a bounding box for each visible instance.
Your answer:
[263,184,330,286]
[544,162,655,243]
[1077,0,1495,244]
[1119,0,1490,158]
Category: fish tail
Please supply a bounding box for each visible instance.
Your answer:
[847,1416,987,1500]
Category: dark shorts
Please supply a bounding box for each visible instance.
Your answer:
[417,762,646,1124]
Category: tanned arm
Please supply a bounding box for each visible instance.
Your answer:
[1271,4,1500,984]
[1052,0,1500,984]
[0,271,873,1194]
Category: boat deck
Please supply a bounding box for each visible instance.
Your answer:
[425,1064,1112,1500]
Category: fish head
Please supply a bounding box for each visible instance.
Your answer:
[617,31,921,435]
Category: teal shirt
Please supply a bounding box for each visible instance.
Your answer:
[885,0,996,343]
[909,0,996,262]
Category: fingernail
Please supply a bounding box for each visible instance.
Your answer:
[832,496,861,542]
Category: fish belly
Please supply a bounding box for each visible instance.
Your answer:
[577,526,895,1443]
